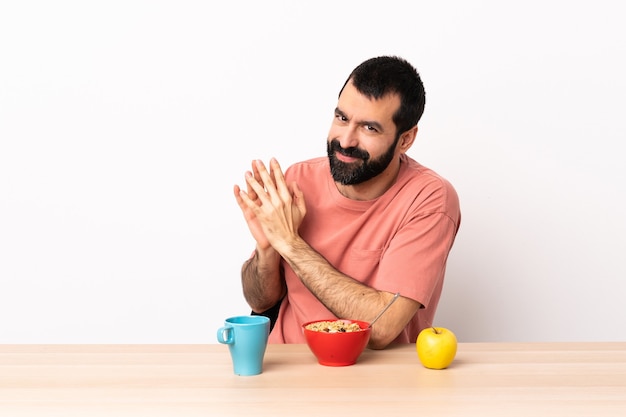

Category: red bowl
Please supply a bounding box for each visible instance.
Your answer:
[302,319,371,366]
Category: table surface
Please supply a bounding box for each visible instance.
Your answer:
[1,342,625,416]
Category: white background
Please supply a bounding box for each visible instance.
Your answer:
[1,1,625,343]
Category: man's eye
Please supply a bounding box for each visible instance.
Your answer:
[365,125,378,132]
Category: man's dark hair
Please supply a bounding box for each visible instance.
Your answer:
[339,56,426,136]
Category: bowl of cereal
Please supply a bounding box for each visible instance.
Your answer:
[302,319,371,366]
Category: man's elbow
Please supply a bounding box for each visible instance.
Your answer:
[367,331,398,350]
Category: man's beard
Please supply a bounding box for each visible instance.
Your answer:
[327,138,398,185]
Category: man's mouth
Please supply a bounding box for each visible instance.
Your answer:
[328,139,369,163]
[335,151,362,163]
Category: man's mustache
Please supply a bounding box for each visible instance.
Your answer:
[329,139,370,160]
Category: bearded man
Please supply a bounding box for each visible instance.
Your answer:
[234,56,461,349]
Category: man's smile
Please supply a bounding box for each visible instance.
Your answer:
[335,151,362,163]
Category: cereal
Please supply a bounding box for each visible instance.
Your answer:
[305,320,363,333]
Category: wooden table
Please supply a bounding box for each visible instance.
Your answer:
[1,343,625,416]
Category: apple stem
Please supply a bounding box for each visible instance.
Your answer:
[432,327,440,334]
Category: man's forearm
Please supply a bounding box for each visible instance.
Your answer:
[279,238,382,320]
[241,247,285,312]
[277,237,420,349]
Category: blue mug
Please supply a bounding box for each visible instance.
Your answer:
[217,315,270,376]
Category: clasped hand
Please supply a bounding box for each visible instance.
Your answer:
[233,158,306,254]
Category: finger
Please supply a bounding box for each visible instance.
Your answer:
[266,158,292,201]
[254,160,282,202]
[251,160,265,187]
[291,181,307,215]
[234,185,256,218]
[237,182,264,215]
[234,184,251,207]
[244,171,259,202]
[233,184,242,200]
[246,160,265,199]
[245,170,273,206]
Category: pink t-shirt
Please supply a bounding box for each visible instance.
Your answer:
[268,154,460,344]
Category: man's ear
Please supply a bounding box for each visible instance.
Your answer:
[398,125,418,152]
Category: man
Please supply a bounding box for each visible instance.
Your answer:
[233,56,460,349]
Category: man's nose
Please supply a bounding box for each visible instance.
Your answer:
[336,125,359,149]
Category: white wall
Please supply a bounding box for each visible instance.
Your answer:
[1,1,625,343]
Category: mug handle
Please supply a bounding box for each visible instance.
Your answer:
[217,324,234,344]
